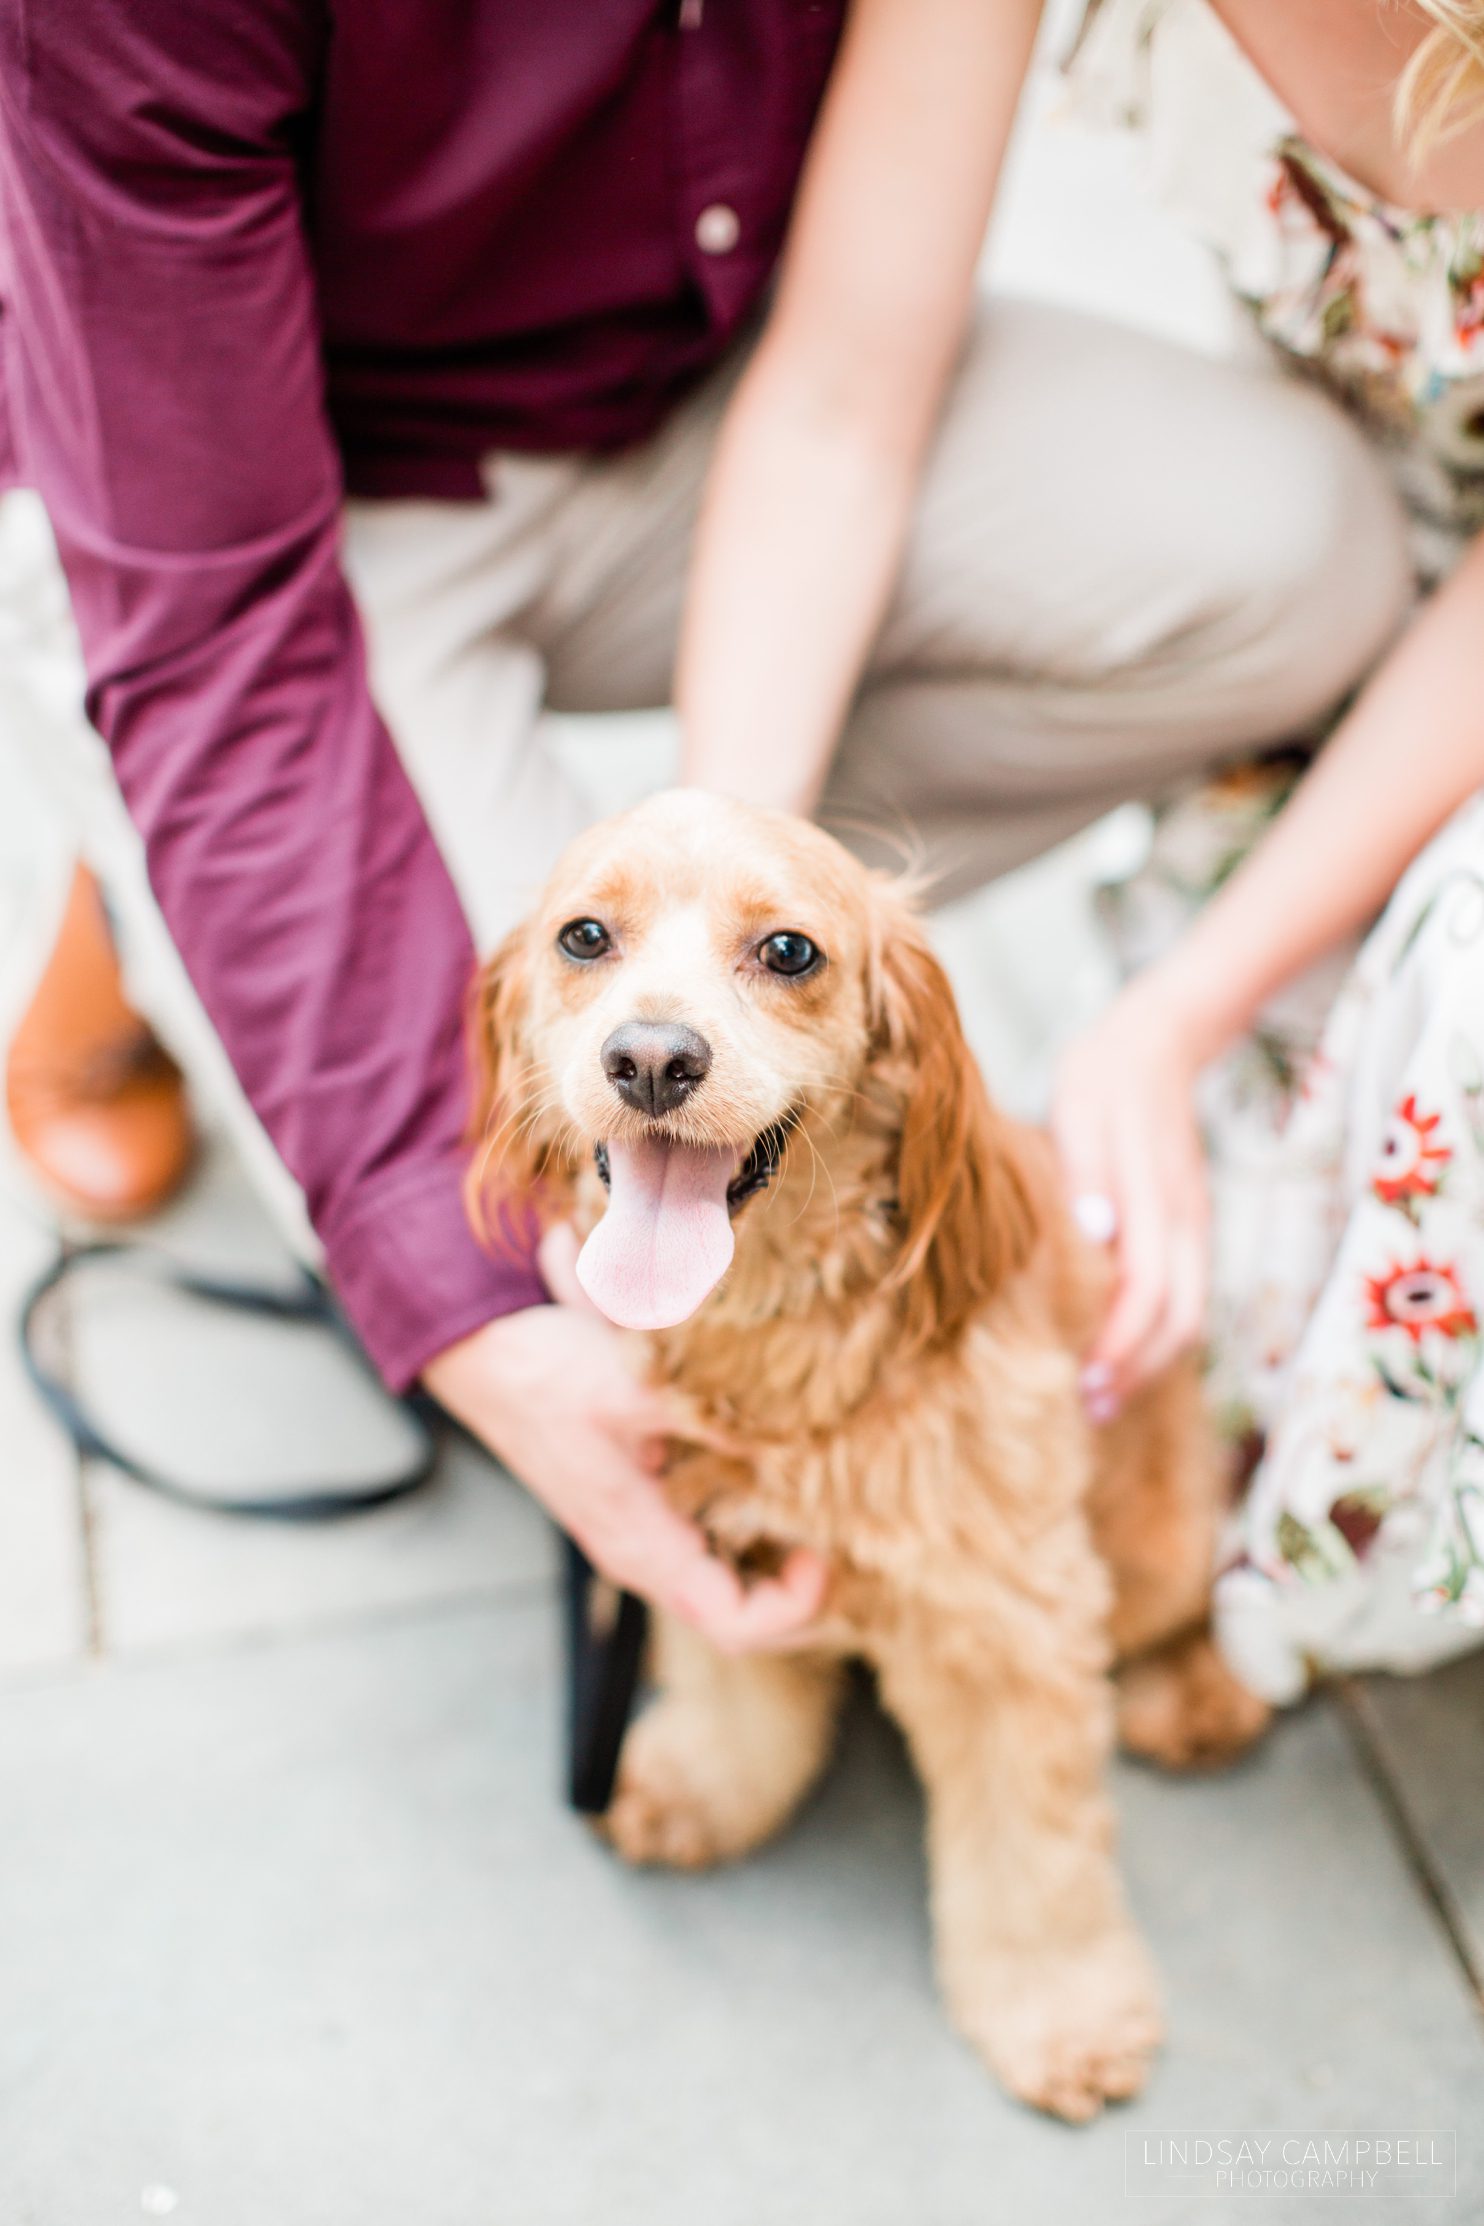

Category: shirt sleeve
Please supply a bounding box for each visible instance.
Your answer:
[0,0,546,1388]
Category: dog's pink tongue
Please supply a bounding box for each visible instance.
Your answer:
[576,1135,736,1330]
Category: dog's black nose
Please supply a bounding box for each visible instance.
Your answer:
[601,1021,712,1119]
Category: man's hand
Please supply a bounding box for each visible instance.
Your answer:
[422,1227,828,1652]
[1052,976,1210,1419]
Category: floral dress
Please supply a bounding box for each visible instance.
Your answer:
[1067,0,1484,1699]
[1201,795,1484,1700]
[1069,0,1484,579]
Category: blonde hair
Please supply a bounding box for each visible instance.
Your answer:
[1398,1,1484,155]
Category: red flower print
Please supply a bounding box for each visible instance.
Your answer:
[1456,268,1484,343]
[1328,1489,1388,1559]
[1364,1257,1477,1342]
[1373,1094,1451,1207]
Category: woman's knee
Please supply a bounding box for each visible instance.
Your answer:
[1195,373,1414,732]
[898,305,1412,723]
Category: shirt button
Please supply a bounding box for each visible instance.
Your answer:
[695,203,740,256]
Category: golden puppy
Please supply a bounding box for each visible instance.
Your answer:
[469,790,1266,2122]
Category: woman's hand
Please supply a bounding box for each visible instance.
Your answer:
[423,1226,828,1654]
[1052,977,1210,1418]
[1050,533,1484,1415]
[1044,539,1484,1418]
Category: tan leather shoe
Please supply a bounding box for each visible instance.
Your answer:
[5,864,195,1222]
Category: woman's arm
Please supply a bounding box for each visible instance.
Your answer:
[1057,533,1484,1407]
[677,0,1044,813]
[1140,535,1484,1059]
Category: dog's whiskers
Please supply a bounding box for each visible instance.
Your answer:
[792,1120,842,1242]
[472,1076,574,1203]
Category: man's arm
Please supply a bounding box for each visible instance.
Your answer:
[0,0,544,1387]
[0,0,829,1649]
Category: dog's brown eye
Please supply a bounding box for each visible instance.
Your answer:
[558,918,611,962]
[758,932,821,978]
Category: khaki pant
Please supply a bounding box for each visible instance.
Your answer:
[4,299,1414,1256]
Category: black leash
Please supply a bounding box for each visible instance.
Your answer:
[563,1534,648,1814]
[18,1240,438,1519]
[18,1240,647,1810]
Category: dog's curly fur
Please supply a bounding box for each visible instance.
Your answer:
[469,790,1268,2122]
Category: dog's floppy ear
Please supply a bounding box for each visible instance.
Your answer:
[464,923,558,1249]
[867,889,1037,1350]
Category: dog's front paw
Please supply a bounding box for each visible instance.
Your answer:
[946,1927,1163,2122]
[600,1700,781,1871]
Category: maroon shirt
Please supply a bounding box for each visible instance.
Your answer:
[0,0,844,1388]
